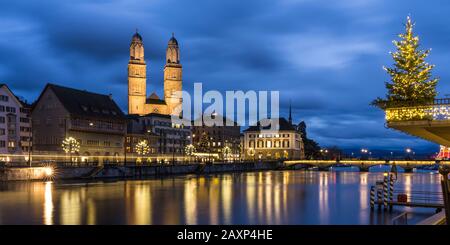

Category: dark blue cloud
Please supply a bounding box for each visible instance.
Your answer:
[0,0,447,151]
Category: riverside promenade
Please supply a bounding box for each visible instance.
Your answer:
[0,162,282,181]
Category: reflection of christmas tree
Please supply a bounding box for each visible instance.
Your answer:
[373,16,438,108]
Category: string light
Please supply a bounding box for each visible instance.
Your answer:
[61,137,80,154]
[135,140,150,156]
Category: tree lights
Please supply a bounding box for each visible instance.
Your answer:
[135,140,150,156]
[61,137,80,163]
[247,148,255,161]
[373,16,438,109]
[222,146,232,161]
[185,144,196,162]
[135,140,150,163]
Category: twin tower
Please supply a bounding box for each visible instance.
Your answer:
[128,31,182,116]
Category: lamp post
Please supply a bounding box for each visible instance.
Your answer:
[439,165,450,225]
[28,118,32,167]
[361,148,369,160]
[405,148,412,160]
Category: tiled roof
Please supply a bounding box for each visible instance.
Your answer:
[243,117,296,132]
[45,84,126,120]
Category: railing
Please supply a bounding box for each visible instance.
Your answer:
[385,98,450,122]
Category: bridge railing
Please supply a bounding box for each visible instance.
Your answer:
[284,159,450,166]
[384,98,450,122]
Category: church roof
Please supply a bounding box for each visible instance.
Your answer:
[192,113,239,127]
[132,32,143,42]
[146,97,166,105]
[243,117,296,132]
[36,83,126,120]
[148,92,160,100]
[168,33,178,46]
[146,92,166,105]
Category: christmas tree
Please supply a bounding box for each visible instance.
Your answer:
[373,16,438,108]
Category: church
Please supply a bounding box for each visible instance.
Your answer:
[128,31,182,116]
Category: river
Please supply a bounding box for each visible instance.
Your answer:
[0,170,442,225]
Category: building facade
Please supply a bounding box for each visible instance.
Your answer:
[128,32,183,116]
[125,115,160,163]
[243,117,305,160]
[0,84,32,163]
[192,114,241,161]
[127,113,191,163]
[32,84,127,164]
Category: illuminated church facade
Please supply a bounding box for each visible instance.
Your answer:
[128,32,182,116]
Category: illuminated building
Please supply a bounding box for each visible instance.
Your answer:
[437,145,450,160]
[128,32,183,116]
[243,117,305,160]
[126,113,191,162]
[31,84,127,164]
[191,113,241,161]
[0,84,32,163]
[125,115,160,160]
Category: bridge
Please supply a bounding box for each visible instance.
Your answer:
[283,159,450,172]
[384,98,450,146]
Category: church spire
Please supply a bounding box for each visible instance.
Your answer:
[130,30,144,62]
[166,33,180,64]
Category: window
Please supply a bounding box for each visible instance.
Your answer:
[0,128,4,135]
[8,141,15,148]
[0,117,5,124]
[20,108,30,114]
[0,141,5,148]
[20,118,30,123]
[0,106,4,112]
[5,107,16,113]
[0,95,8,102]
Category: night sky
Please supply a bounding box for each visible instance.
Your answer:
[1,0,449,152]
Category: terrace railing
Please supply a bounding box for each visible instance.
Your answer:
[384,98,450,122]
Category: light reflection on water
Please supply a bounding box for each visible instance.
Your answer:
[0,171,442,225]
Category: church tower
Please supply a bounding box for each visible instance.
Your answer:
[128,31,147,115]
[164,33,183,115]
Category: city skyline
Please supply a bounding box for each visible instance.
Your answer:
[1,0,449,151]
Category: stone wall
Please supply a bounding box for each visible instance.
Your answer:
[0,167,53,181]
[0,162,282,181]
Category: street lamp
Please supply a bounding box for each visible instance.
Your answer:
[361,148,369,159]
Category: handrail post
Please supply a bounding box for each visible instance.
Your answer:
[439,165,450,225]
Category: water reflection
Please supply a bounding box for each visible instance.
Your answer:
[44,181,53,225]
[0,171,441,225]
